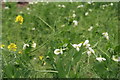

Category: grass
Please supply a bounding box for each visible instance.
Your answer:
[1,2,120,78]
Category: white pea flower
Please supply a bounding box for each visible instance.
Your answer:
[72,13,76,18]
[88,1,92,4]
[87,51,92,56]
[89,9,92,12]
[58,5,61,7]
[96,57,106,62]
[83,40,90,46]
[112,55,120,62]
[110,3,113,6]
[31,41,36,48]
[20,11,23,14]
[73,20,78,26]
[85,12,89,16]
[33,57,37,60]
[102,32,109,40]
[88,47,95,54]
[4,6,9,10]
[27,7,30,10]
[61,5,66,8]
[77,5,84,8]
[32,27,35,30]
[88,26,93,31]
[72,43,82,51]
[23,43,29,50]
[29,2,34,4]
[61,24,65,27]
[54,49,63,55]
[87,47,95,56]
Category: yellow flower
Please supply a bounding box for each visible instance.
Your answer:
[39,56,43,60]
[15,15,23,24]
[18,51,22,54]
[8,43,17,51]
[0,44,5,49]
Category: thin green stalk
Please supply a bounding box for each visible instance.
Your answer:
[37,16,55,32]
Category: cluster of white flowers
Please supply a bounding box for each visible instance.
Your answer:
[83,40,95,56]
[58,4,66,8]
[102,32,109,40]
[23,41,36,50]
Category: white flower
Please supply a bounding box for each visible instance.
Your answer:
[88,1,92,4]
[96,57,106,62]
[27,7,30,10]
[110,3,113,6]
[23,44,29,50]
[31,42,36,48]
[102,32,109,40]
[32,28,36,30]
[88,26,93,31]
[54,49,63,55]
[87,51,92,56]
[61,24,65,27]
[112,55,120,62]
[87,47,95,56]
[4,6,9,9]
[72,14,76,18]
[20,11,23,14]
[83,40,89,46]
[61,5,66,8]
[77,5,84,8]
[33,57,37,60]
[29,2,34,4]
[72,43,82,51]
[58,5,61,7]
[88,47,95,54]
[89,9,92,12]
[34,2,38,4]
[73,20,78,26]
[85,12,89,16]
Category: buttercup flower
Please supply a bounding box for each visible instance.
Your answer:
[15,15,23,24]
[72,43,82,51]
[102,32,109,40]
[8,43,17,51]
[18,51,22,54]
[0,44,5,49]
[54,49,63,55]
[96,57,106,62]
[39,56,43,60]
